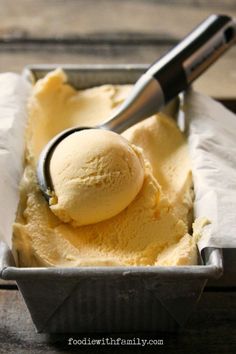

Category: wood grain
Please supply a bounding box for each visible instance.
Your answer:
[0,0,235,39]
[0,45,235,97]
[0,0,235,97]
[0,289,235,353]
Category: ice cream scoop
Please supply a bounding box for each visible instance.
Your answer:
[49,129,145,226]
[37,14,236,200]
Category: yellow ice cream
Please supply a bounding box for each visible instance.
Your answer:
[49,129,145,226]
[13,69,197,267]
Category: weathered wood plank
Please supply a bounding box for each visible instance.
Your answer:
[0,45,235,98]
[0,0,235,40]
[0,289,236,353]
[0,0,235,97]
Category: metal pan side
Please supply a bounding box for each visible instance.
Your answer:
[0,64,223,332]
[1,64,223,281]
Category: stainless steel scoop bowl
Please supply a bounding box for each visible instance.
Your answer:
[37,14,236,200]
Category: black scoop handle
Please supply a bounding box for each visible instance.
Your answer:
[147,14,236,103]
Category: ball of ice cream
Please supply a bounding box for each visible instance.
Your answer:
[49,129,145,226]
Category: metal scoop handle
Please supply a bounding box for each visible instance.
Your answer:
[101,14,236,133]
[37,14,236,198]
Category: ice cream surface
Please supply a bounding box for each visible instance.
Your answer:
[13,69,198,267]
[49,129,145,226]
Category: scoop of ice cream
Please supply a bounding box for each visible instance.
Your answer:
[49,129,145,226]
[13,70,196,267]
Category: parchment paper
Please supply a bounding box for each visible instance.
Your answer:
[0,72,235,254]
[183,89,236,252]
[0,73,31,248]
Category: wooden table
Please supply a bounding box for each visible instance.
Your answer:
[0,1,236,353]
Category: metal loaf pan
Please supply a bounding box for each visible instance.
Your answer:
[0,65,223,333]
